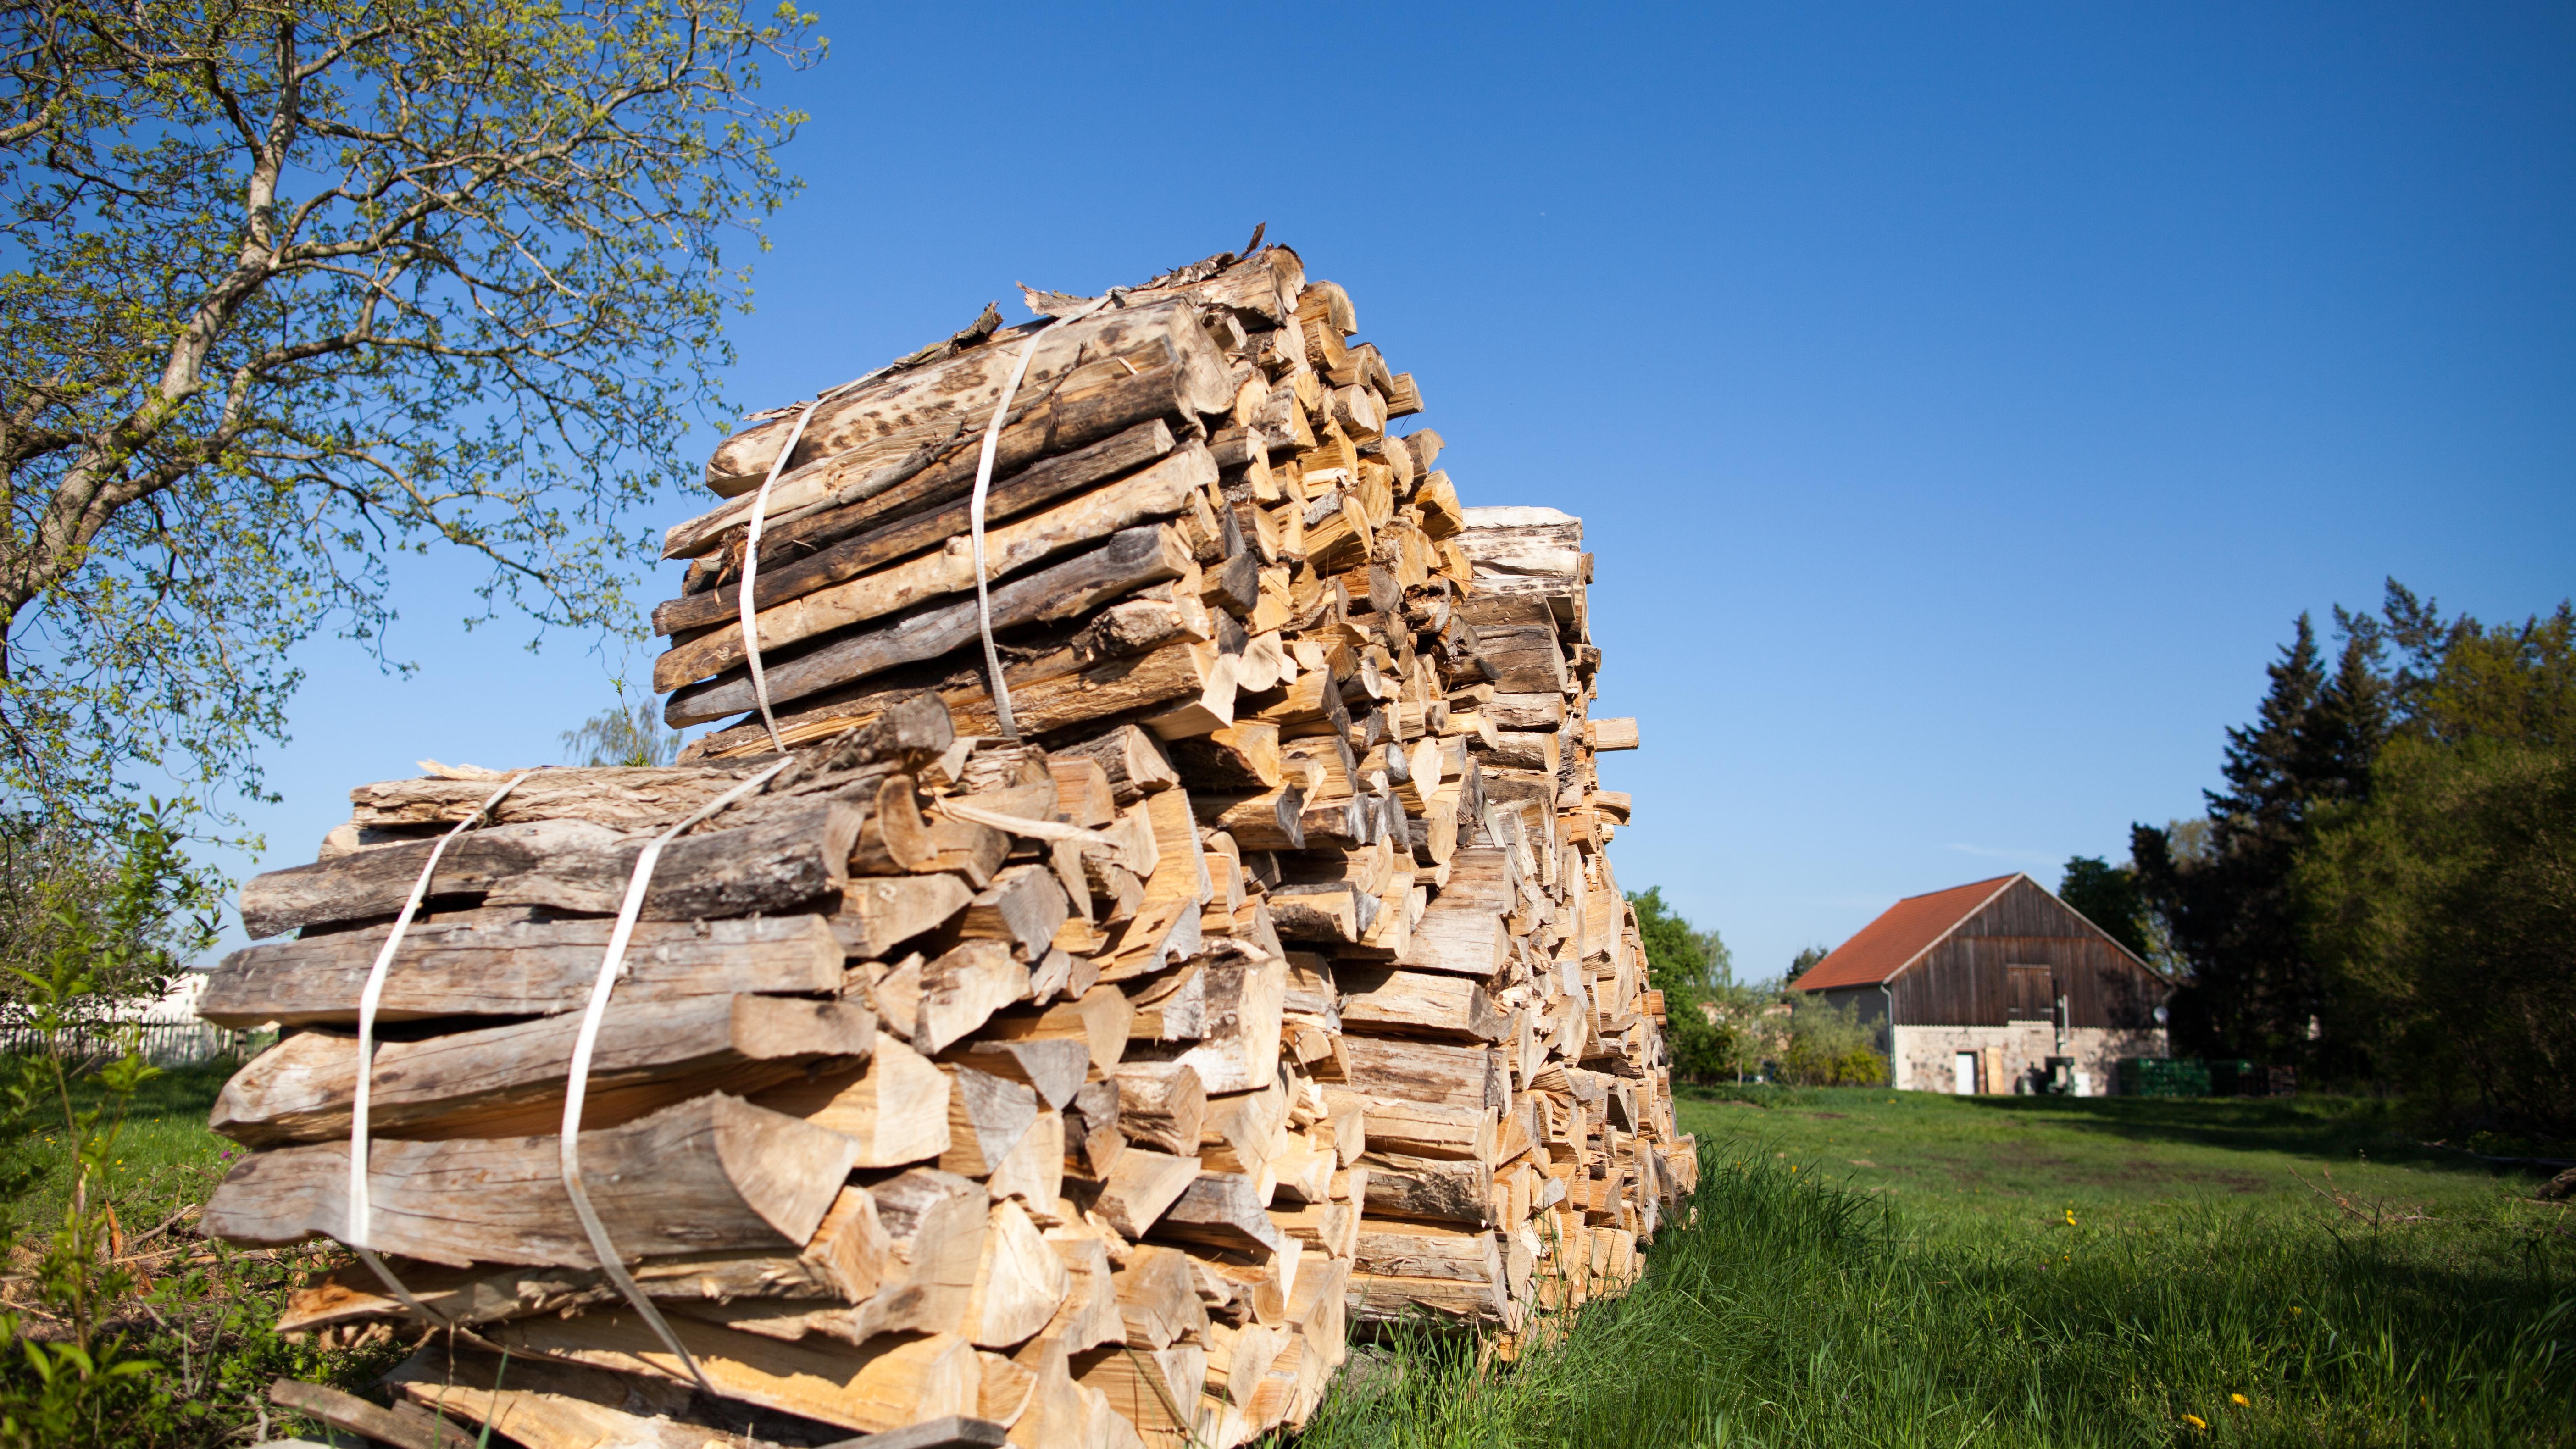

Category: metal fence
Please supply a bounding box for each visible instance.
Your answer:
[0,1020,262,1067]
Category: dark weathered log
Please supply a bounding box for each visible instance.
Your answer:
[239,796,866,939]
[211,994,876,1145]
[685,627,1230,761]
[665,525,1199,724]
[655,446,1215,694]
[200,1094,857,1268]
[700,300,1232,497]
[199,916,842,1028]
[662,421,1180,628]
[347,763,780,832]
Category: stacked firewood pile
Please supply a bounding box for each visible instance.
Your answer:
[195,241,1697,1449]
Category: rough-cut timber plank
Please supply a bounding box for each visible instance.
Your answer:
[388,1347,752,1449]
[200,1094,856,1269]
[700,300,1232,494]
[656,449,1215,695]
[200,916,842,1028]
[348,763,781,832]
[488,1312,982,1436]
[211,995,876,1146]
[665,421,1183,631]
[666,524,1199,723]
[239,797,866,939]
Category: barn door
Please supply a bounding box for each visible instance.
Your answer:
[2007,964,2053,1021]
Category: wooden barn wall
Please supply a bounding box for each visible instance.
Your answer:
[1888,878,2167,1028]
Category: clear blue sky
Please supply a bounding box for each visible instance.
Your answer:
[196,1,2576,978]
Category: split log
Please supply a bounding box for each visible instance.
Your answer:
[1090,1149,1200,1240]
[665,523,1202,723]
[1361,1152,1496,1227]
[656,451,1215,696]
[961,1199,1070,1349]
[981,983,1136,1077]
[1335,965,1506,1041]
[1107,1063,1205,1156]
[751,1033,954,1167]
[836,874,975,959]
[211,995,876,1146]
[239,797,867,939]
[1150,1173,1285,1256]
[664,420,1183,627]
[1339,1036,1505,1116]
[200,1093,856,1268]
[1049,725,1180,804]
[487,1312,982,1436]
[201,915,843,1028]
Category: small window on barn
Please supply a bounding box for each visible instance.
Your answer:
[2007,964,2052,1021]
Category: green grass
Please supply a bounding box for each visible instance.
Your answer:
[1,1055,248,1241]
[1291,1088,2575,1448]
[0,1051,403,1448]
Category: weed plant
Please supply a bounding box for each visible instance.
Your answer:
[1289,1141,2572,1448]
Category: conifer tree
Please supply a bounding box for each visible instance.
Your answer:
[2135,615,2386,1061]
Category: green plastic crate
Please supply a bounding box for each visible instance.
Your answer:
[2117,1057,2210,1098]
[2205,1058,2262,1096]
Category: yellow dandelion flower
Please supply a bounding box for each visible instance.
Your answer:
[2064,1208,2078,1226]
[2182,1413,2207,1431]
[2230,1393,2249,1407]
[2289,1306,2303,1316]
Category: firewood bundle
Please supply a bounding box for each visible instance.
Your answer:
[194,243,1696,1449]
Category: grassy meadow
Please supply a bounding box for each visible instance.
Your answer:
[5,1061,2569,1446]
[1293,1087,2573,1449]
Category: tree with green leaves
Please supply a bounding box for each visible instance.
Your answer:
[1627,887,1750,1082]
[1783,944,1828,986]
[2298,583,2575,1136]
[0,3,821,857]
[563,696,684,768]
[2055,854,2151,961]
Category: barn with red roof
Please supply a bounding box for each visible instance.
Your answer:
[1795,873,2171,1095]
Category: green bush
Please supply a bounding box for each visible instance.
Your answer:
[1777,998,1888,1086]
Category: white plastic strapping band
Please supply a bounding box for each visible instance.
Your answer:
[738,400,821,755]
[348,770,533,1321]
[556,756,794,1397]
[969,290,1124,740]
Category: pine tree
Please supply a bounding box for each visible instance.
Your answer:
[2135,615,2386,1063]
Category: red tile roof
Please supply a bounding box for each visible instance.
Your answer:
[1792,875,2022,992]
